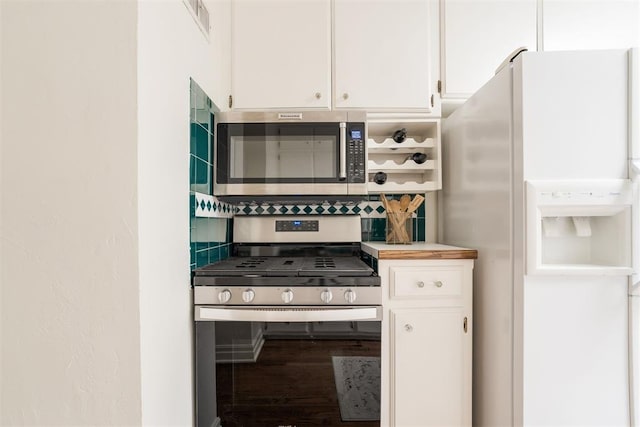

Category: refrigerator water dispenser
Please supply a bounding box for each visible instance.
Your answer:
[526,180,633,275]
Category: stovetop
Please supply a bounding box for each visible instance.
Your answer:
[193,256,375,277]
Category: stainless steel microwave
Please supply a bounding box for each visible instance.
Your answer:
[214,111,367,197]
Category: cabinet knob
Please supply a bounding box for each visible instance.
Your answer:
[404,324,413,332]
[342,92,349,100]
[434,280,443,288]
[315,92,322,99]
[417,281,425,288]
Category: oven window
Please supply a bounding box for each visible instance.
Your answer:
[206,321,381,427]
[219,123,340,182]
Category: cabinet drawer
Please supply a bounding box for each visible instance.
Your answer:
[391,266,463,298]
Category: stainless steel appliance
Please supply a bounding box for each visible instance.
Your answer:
[214,111,367,197]
[193,215,381,427]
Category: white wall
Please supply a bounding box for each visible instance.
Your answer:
[1,0,230,424]
[137,0,229,425]
[1,1,141,425]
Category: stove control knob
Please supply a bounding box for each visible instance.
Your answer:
[281,289,294,304]
[320,289,333,304]
[242,289,255,303]
[218,289,232,304]
[344,289,357,304]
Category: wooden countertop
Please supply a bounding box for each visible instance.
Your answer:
[361,242,478,260]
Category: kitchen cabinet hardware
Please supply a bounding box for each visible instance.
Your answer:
[434,280,443,288]
[230,0,438,111]
[386,257,473,426]
[315,92,322,99]
[228,94,233,108]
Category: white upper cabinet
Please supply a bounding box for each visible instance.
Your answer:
[230,0,437,112]
[542,0,640,51]
[230,0,331,110]
[440,0,537,99]
[333,0,435,111]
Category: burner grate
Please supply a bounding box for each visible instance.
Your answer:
[234,257,268,269]
[314,257,336,269]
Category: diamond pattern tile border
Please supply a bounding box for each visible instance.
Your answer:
[234,201,390,218]
[194,192,235,218]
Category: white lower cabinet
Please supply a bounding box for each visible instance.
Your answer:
[380,259,473,427]
[392,308,468,427]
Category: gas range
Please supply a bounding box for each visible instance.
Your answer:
[192,215,381,307]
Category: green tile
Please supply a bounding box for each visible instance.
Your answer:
[194,123,210,161]
[371,218,386,242]
[417,194,426,217]
[196,250,209,268]
[190,123,197,155]
[208,247,221,264]
[189,155,197,187]
[220,244,230,260]
[195,157,209,185]
[227,218,233,243]
[416,217,426,242]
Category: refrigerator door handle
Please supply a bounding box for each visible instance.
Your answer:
[633,175,640,286]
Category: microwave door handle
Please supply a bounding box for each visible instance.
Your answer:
[339,122,347,180]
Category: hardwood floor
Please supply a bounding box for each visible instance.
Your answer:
[216,338,381,427]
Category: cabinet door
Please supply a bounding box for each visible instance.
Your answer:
[333,0,434,110]
[542,0,640,51]
[440,0,537,98]
[391,308,471,426]
[231,0,331,110]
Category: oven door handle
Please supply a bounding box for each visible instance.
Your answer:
[339,122,347,180]
[196,306,381,322]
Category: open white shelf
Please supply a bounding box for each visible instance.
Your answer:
[368,159,436,172]
[367,137,436,149]
[366,118,442,194]
[367,180,440,193]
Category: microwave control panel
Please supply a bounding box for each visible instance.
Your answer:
[347,123,366,183]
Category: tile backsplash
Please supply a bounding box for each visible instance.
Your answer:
[234,194,427,243]
[189,79,232,270]
[188,82,428,271]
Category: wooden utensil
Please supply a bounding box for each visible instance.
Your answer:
[399,194,411,212]
[380,194,392,214]
[407,194,425,214]
[384,196,411,243]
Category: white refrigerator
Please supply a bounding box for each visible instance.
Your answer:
[440,49,638,426]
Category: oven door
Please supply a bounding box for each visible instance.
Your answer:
[215,121,366,196]
[195,306,382,427]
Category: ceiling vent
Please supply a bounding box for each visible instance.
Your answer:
[184,0,210,38]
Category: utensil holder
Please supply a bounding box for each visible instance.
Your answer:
[386,212,413,244]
